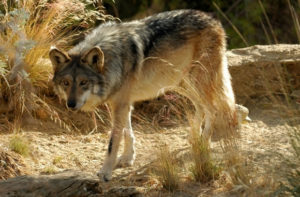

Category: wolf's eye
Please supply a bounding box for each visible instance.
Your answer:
[80,80,88,86]
[62,80,69,86]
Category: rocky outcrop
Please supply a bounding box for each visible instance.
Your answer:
[228,44,300,103]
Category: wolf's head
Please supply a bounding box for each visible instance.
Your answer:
[49,47,105,111]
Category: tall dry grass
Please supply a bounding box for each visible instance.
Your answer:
[277,125,300,196]
[189,129,220,183]
[214,1,300,195]
[153,145,180,192]
[0,0,114,133]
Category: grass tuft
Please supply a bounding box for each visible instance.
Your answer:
[189,131,220,183]
[277,126,300,196]
[154,145,180,191]
[52,156,63,165]
[9,135,30,156]
[41,165,57,175]
[221,140,251,190]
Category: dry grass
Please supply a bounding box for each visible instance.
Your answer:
[214,1,300,195]
[0,0,114,133]
[221,140,251,190]
[220,139,278,196]
[133,92,190,131]
[52,156,63,165]
[9,135,30,156]
[189,130,220,183]
[284,6,300,196]
[153,145,180,191]
[254,62,300,195]
[41,165,57,175]
[277,125,300,196]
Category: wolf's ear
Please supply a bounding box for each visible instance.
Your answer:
[81,47,104,73]
[49,47,70,72]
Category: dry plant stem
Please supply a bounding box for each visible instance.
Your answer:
[221,139,252,191]
[213,2,249,47]
[258,0,278,44]
[155,145,180,191]
[189,129,219,183]
[259,18,272,44]
[287,0,300,43]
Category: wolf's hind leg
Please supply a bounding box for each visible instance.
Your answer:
[188,26,237,142]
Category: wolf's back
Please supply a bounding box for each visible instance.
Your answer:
[139,9,221,57]
[71,10,220,57]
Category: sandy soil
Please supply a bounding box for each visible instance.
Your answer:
[0,99,299,196]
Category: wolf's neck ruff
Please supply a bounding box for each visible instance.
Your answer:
[50,9,237,181]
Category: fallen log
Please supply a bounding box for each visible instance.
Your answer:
[0,170,102,197]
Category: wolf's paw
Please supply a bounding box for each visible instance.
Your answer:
[97,169,112,182]
[115,155,134,168]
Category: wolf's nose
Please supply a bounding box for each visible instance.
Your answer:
[67,100,77,109]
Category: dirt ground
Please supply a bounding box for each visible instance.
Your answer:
[0,97,299,196]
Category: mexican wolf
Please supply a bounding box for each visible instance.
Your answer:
[49,9,238,181]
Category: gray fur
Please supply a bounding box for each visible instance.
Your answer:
[50,9,237,182]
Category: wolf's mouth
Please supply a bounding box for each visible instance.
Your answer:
[65,100,85,111]
[80,93,103,112]
[80,101,97,112]
[66,104,80,112]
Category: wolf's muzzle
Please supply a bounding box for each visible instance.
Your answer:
[67,99,77,109]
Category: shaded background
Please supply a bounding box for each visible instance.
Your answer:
[103,0,300,49]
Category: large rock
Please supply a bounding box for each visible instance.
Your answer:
[227,44,300,103]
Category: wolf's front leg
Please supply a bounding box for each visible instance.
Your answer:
[116,106,135,168]
[97,103,133,181]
